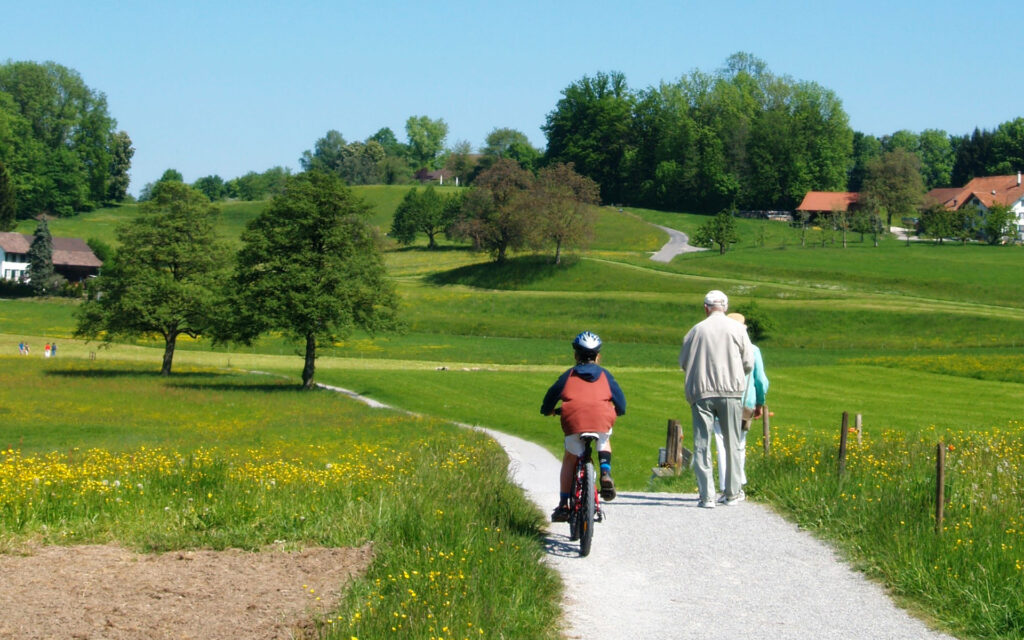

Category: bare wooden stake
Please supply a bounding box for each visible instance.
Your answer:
[936,442,946,535]
[855,413,863,445]
[762,406,771,455]
[666,419,682,475]
[838,411,849,475]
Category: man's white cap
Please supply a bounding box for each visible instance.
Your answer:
[703,290,728,308]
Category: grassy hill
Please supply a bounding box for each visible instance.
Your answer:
[4,192,1024,638]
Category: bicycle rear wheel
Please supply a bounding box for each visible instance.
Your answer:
[578,460,595,557]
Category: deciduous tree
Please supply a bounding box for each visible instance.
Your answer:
[226,171,399,388]
[451,159,536,262]
[74,181,231,375]
[692,211,739,254]
[0,160,15,230]
[535,162,599,264]
[405,116,448,170]
[861,148,924,230]
[981,203,1017,245]
[390,185,456,248]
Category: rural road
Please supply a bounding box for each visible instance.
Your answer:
[481,427,958,640]
[650,224,706,262]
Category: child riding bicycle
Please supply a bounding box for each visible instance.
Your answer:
[540,331,627,522]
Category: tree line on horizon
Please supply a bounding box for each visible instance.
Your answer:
[4,54,1024,230]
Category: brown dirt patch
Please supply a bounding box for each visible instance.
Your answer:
[0,542,373,639]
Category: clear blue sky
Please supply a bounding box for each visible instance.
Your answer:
[3,0,1021,195]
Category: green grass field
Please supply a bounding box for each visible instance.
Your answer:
[3,190,1024,638]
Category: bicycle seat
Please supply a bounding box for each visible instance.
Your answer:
[579,432,600,441]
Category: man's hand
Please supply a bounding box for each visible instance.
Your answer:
[752,405,764,419]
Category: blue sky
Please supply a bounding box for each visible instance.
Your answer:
[3,1,1021,195]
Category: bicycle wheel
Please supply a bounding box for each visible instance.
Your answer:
[578,460,596,557]
[568,460,584,541]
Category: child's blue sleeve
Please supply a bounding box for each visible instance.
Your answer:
[540,369,572,415]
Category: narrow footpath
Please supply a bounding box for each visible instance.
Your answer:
[649,224,706,262]
[320,380,956,640]
[481,427,956,640]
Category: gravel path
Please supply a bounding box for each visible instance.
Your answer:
[481,427,958,640]
[650,224,706,262]
[319,383,956,639]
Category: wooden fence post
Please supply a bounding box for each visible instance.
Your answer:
[855,413,862,445]
[838,411,849,475]
[666,419,682,474]
[762,406,771,455]
[935,442,946,535]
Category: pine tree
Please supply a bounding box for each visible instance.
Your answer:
[28,218,55,294]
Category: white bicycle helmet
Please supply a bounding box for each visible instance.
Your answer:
[572,331,602,354]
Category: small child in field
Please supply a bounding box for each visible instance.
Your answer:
[540,331,626,522]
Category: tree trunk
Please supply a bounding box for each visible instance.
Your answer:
[427,231,437,249]
[842,228,847,248]
[161,332,177,376]
[554,240,562,265]
[301,333,317,389]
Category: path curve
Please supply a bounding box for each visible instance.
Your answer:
[650,224,706,262]
[317,383,956,640]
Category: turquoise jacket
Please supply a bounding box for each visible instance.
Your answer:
[742,344,769,410]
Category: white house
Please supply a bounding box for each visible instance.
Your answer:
[925,172,1024,239]
[0,232,102,282]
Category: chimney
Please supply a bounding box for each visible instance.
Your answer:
[1018,171,1021,186]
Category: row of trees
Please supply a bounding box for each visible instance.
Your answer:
[75,173,399,387]
[0,60,133,226]
[390,159,599,263]
[543,54,1024,213]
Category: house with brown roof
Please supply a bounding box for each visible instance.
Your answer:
[925,172,1024,238]
[0,232,103,283]
[795,192,861,217]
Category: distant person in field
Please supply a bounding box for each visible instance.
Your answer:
[51,342,56,357]
[541,331,627,523]
[713,312,769,501]
[679,290,753,508]
[44,342,51,358]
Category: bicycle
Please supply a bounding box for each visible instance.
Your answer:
[567,432,603,557]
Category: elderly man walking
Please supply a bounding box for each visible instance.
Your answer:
[679,290,754,508]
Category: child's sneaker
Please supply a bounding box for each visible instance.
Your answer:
[600,472,616,501]
[550,505,570,522]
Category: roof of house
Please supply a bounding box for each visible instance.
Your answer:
[796,192,861,212]
[927,174,1024,210]
[0,232,102,268]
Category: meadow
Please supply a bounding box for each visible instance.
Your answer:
[3,185,1024,638]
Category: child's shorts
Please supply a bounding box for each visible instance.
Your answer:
[564,429,612,456]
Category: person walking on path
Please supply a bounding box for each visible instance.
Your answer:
[679,290,753,508]
[713,312,769,501]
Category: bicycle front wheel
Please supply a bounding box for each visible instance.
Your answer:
[578,461,596,557]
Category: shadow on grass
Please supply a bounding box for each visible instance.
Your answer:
[426,254,576,289]
[167,381,307,393]
[46,368,225,379]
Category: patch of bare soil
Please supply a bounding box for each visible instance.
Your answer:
[0,542,373,639]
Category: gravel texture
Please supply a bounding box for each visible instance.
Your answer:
[481,427,958,640]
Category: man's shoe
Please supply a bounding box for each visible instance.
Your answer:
[716,492,728,504]
[724,491,746,506]
[551,505,570,522]
[600,472,617,501]
[697,499,715,509]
